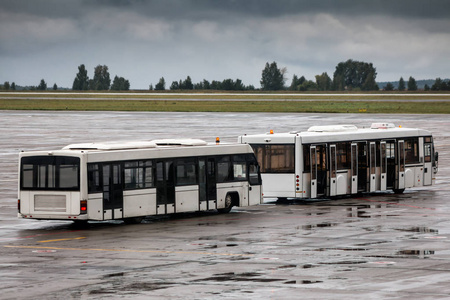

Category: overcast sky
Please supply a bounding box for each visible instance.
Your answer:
[1,0,449,89]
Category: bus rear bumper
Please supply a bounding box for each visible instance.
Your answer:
[18,213,89,221]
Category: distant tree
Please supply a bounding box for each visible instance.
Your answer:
[149,84,153,90]
[431,78,443,90]
[179,76,193,89]
[170,81,179,90]
[11,82,16,90]
[202,79,211,90]
[362,71,378,91]
[260,61,285,90]
[407,76,417,91]
[332,59,377,91]
[398,77,405,91]
[111,76,130,91]
[91,65,111,90]
[298,80,318,91]
[384,82,395,91]
[53,83,58,90]
[424,84,430,91]
[289,75,306,91]
[315,72,332,91]
[431,77,449,90]
[38,79,47,90]
[3,81,10,90]
[72,64,89,90]
[155,77,166,91]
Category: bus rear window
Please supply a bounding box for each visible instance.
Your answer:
[251,144,295,173]
[21,156,80,191]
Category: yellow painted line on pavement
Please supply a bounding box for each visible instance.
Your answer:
[38,237,86,243]
[4,245,254,257]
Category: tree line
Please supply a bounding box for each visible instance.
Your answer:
[1,60,449,91]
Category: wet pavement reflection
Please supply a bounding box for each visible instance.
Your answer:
[0,111,449,299]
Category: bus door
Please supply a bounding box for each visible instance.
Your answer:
[329,144,337,196]
[156,160,175,214]
[350,143,358,194]
[102,163,123,220]
[310,145,326,198]
[198,157,217,210]
[423,138,433,186]
[380,141,387,190]
[369,142,377,192]
[357,142,368,192]
[397,140,405,189]
[310,146,317,198]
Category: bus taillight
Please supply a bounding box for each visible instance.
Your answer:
[80,200,87,214]
[18,199,20,212]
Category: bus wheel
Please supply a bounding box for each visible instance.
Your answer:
[123,217,143,224]
[72,220,89,228]
[218,194,233,214]
[393,188,405,194]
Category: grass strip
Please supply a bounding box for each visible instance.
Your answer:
[1,99,449,113]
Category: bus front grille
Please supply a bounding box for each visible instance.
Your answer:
[34,195,66,212]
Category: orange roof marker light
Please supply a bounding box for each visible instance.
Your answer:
[270,129,274,134]
[216,137,220,144]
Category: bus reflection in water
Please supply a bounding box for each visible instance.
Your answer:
[18,139,262,223]
[239,123,438,200]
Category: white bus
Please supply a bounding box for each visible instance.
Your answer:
[239,123,438,200]
[18,139,262,223]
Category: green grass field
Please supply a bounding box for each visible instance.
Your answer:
[1,92,449,113]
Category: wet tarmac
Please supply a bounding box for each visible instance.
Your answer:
[1,111,449,299]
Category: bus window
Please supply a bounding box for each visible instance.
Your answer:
[404,138,419,164]
[217,156,231,182]
[88,163,101,193]
[303,145,310,172]
[124,160,154,189]
[176,158,197,185]
[233,155,247,180]
[336,142,351,170]
[250,144,295,173]
[424,143,432,162]
[21,156,80,191]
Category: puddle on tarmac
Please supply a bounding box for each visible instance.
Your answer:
[302,222,338,230]
[318,260,368,265]
[195,272,284,283]
[395,227,438,233]
[284,280,323,284]
[396,250,435,257]
[312,247,369,252]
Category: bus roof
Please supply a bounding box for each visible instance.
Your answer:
[20,139,255,162]
[239,123,432,144]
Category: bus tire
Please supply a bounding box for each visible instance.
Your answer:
[393,188,405,194]
[218,193,233,214]
[123,217,143,224]
[72,220,89,228]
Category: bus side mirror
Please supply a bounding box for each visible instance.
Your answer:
[435,152,439,162]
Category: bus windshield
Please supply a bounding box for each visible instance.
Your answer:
[21,156,80,191]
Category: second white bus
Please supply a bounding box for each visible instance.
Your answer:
[239,123,438,200]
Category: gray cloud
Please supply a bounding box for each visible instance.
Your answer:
[1,0,449,89]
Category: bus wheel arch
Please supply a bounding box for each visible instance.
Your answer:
[218,192,239,213]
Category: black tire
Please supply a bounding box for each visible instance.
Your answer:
[393,188,405,194]
[123,217,143,224]
[218,194,233,213]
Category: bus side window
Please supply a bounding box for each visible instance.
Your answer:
[303,145,310,172]
[176,158,197,186]
[88,163,102,193]
[404,137,419,164]
[233,155,247,180]
[217,156,232,182]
